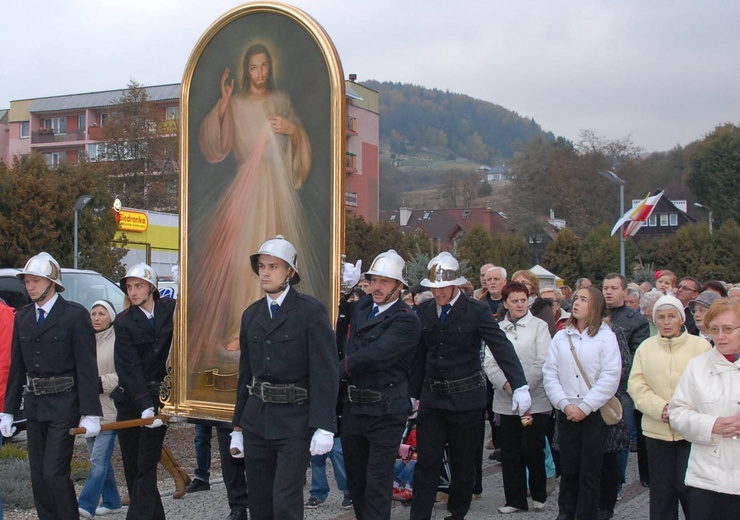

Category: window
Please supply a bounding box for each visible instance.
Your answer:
[669,213,678,226]
[659,214,669,226]
[345,152,357,169]
[347,116,357,133]
[166,106,179,120]
[462,210,471,220]
[345,192,358,207]
[648,214,657,227]
[389,214,397,221]
[78,114,86,129]
[44,117,66,134]
[20,121,30,138]
[422,211,432,220]
[88,143,109,161]
[45,151,64,167]
[100,113,109,126]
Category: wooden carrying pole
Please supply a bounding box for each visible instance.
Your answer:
[69,415,167,436]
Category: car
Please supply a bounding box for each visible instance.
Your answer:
[0,267,126,438]
[0,267,126,312]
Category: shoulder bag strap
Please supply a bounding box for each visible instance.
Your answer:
[567,334,593,389]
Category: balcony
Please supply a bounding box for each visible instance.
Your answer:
[157,119,178,135]
[88,126,104,140]
[345,152,357,174]
[31,129,86,145]
[346,116,358,136]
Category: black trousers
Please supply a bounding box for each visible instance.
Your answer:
[215,426,248,513]
[645,437,690,520]
[117,416,168,520]
[342,412,407,520]
[557,411,608,520]
[498,412,549,509]
[599,451,619,512]
[26,417,79,520]
[242,429,310,520]
[410,407,485,520]
[634,409,650,484]
[689,486,740,520]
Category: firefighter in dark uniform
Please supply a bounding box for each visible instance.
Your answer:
[113,263,175,520]
[339,249,421,520]
[229,235,339,520]
[409,252,531,520]
[1,252,102,520]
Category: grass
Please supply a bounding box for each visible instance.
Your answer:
[0,443,34,509]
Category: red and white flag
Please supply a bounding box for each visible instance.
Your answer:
[610,191,664,237]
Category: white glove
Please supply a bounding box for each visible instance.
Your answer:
[141,407,163,428]
[230,431,244,458]
[309,428,334,456]
[342,260,362,290]
[0,413,16,438]
[512,385,532,415]
[79,416,101,438]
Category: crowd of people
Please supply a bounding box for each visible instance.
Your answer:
[1,246,738,520]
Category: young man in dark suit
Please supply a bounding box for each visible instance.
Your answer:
[1,252,102,520]
[339,249,421,520]
[409,252,530,520]
[114,263,175,520]
[230,235,339,520]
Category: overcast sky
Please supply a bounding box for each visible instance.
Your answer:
[3,0,738,152]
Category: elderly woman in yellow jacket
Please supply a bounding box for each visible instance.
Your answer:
[628,295,711,520]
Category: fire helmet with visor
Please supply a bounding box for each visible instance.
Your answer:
[17,252,65,292]
[250,235,300,285]
[120,263,160,300]
[420,252,467,288]
[365,249,408,287]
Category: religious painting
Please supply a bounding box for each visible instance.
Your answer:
[166,2,345,421]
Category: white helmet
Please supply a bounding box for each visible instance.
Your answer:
[250,235,300,284]
[421,252,467,288]
[365,249,408,287]
[120,263,160,300]
[17,252,65,292]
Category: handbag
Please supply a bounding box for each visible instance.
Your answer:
[566,335,623,425]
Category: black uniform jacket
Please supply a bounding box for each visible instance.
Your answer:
[609,304,650,354]
[340,295,421,417]
[233,288,339,439]
[409,293,527,411]
[4,296,102,421]
[113,297,176,414]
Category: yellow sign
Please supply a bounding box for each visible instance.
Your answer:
[118,210,149,232]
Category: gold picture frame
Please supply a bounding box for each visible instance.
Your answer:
[165,1,345,421]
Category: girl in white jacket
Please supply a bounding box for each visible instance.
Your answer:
[543,287,621,520]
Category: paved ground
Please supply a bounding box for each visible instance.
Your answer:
[150,451,653,519]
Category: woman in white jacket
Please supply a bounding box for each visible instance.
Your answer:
[543,287,621,520]
[669,297,740,519]
[78,301,122,518]
[484,282,552,514]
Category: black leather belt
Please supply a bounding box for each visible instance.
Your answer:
[249,377,308,404]
[347,384,407,404]
[26,376,75,396]
[429,370,485,395]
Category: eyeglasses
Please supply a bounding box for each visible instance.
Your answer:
[707,325,740,336]
[677,284,698,293]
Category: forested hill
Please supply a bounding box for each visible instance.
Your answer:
[363,80,555,162]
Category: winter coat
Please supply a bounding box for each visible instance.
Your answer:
[95,326,118,424]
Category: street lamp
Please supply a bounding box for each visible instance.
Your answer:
[693,202,713,234]
[74,194,93,269]
[598,170,626,276]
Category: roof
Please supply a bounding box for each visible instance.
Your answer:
[27,84,181,113]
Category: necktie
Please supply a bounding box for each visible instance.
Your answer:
[270,302,279,319]
[368,305,379,320]
[37,308,45,327]
[149,316,155,329]
[439,304,452,324]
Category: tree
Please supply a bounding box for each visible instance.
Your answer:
[687,124,740,225]
[542,227,582,285]
[100,80,179,212]
[0,154,126,278]
[456,225,495,285]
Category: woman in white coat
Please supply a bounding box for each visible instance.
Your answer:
[669,297,740,519]
[484,282,552,514]
[78,301,122,518]
[543,287,621,520]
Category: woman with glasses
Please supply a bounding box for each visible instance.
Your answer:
[669,297,740,519]
[628,295,711,519]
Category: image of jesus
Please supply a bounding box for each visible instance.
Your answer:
[188,43,319,375]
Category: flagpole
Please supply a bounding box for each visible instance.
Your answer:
[599,170,626,276]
